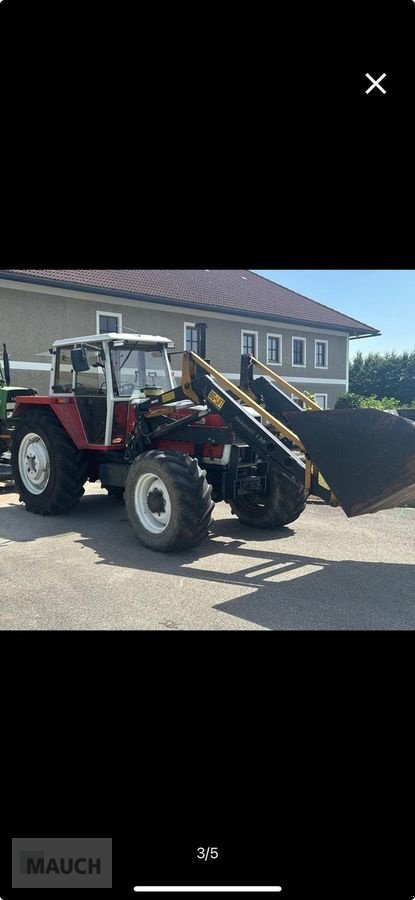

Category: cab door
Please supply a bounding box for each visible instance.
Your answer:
[73,345,108,445]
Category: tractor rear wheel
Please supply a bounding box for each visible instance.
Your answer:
[12,409,88,515]
[230,463,306,529]
[125,449,214,552]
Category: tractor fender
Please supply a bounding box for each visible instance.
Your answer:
[12,396,87,449]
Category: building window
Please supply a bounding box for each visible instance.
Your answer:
[315,393,328,409]
[292,337,306,366]
[184,323,199,352]
[241,331,258,357]
[96,310,122,334]
[267,333,282,365]
[315,340,328,368]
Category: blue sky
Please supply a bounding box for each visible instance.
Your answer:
[253,271,415,357]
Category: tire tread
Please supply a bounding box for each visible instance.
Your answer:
[125,449,214,552]
[230,465,306,529]
[12,409,88,515]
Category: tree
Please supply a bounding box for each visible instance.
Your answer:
[334,393,403,410]
[349,348,415,404]
[334,392,363,409]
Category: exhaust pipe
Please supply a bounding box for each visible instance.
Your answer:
[2,344,10,386]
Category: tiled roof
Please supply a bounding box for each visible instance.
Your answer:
[1,269,379,336]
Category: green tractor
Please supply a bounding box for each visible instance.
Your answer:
[0,343,37,459]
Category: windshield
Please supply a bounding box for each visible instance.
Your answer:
[110,344,175,397]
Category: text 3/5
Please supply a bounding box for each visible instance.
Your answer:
[196,848,219,861]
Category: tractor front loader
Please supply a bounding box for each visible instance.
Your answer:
[239,353,415,517]
[9,326,415,552]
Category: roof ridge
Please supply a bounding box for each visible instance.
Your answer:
[0,269,379,336]
[247,270,377,332]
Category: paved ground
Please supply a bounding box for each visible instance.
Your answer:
[0,481,414,630]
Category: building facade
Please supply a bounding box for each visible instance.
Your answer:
[0,270,379,408]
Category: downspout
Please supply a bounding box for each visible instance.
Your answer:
[346,335,350,393]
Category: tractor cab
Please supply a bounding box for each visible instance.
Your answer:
[50,333,176,447]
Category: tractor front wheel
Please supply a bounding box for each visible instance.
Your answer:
[12,410,88,515]
[230,463,306,529]
[125,449,214,552]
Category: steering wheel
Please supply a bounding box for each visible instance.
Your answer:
[119,383,137,396]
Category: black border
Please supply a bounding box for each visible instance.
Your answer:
[1,0,414,895]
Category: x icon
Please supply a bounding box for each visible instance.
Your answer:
[365,72,387,94]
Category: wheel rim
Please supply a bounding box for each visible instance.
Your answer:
[134,472,172,533]
[18,432,51,494]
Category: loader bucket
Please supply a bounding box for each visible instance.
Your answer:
[284,408,415,517]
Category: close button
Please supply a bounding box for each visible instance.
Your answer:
[365,73,387,94]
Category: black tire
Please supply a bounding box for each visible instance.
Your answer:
[230,463,306,528]
[11,409,88,515]
[125,449,214,552]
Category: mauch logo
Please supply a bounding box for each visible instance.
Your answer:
[12,838,112,889]
[20,850,101,876]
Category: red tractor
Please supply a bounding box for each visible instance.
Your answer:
[10,327,415,551]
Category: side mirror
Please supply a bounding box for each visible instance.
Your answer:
[71,346,90,373]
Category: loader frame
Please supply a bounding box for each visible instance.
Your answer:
[99,352,308,504]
